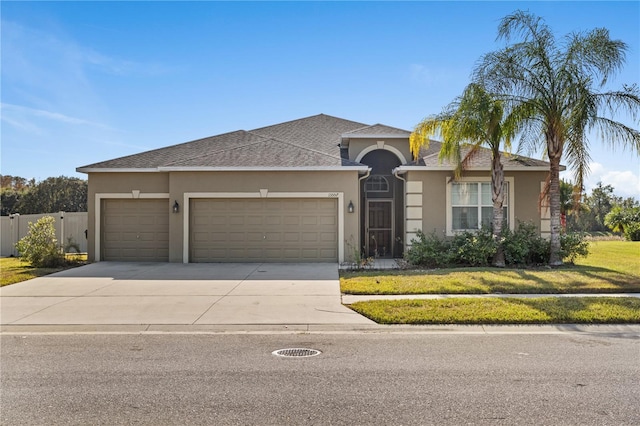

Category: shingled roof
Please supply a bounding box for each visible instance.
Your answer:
[77,114,371,171]
[342,123,411,137]
[77,114,555,172]
[406,142,558,170]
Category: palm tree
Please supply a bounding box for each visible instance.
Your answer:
[410,83,517,267]
[475,10,640,265]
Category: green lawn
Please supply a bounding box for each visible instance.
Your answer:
[341,241,640,295]
[0,255,87,287]
[343,240,640,324]
[349,297,640,324]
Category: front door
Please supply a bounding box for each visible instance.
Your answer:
[366,200,393,258]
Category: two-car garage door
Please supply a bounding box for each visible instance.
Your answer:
[190,198,338,262]
[101,198,338,262]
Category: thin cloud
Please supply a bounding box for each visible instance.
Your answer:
[1,103,115,130]
[409,64,455,87]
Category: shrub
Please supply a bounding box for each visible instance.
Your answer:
[624,222,640,241]
[502,221,549,266]
[15,216,65,268]
[406,222,591,268]
[405,230,452,268]
[449,228,496,266]
[560,232,590,263]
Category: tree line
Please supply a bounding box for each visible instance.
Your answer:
[0,175,87,216]
[562,181,640,240]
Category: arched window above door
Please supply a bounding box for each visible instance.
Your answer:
[365,175,389,193]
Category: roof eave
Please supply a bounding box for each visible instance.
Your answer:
[341,133,410,140]
[76,167,159,174]
[77,166,371,173]
[396,165,562,172]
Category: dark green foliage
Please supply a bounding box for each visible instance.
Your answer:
[404,231,453,268]
[502,222,549,265]
[449,228,497,266]
[406,222,589,268]
[1,175,87,215]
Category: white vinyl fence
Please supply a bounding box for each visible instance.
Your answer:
[1,212,88,257]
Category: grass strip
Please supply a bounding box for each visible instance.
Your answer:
[0,256,87,287]
[340,267,640,295]
[348,297,640,324]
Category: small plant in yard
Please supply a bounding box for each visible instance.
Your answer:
[64,236,81,253]
[560,232,590,264]
[15,216,65,268]
[344,236,374,270]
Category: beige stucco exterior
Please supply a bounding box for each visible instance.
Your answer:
[347,138,412,164]
[404,170,549,243]
[87,170,361,263]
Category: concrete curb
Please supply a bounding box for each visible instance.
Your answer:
[2,323,639,336]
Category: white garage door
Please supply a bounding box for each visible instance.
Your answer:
[101,199,169,262]
[190,198,338,262]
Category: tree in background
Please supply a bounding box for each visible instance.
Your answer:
[0,175,36,216]
[0,176,87,215]
[475,10,640,265]
[577,182,619,232]
[559,179,581,231]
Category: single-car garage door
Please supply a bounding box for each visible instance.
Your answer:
[190,198,338,262]
[102,199,169,262]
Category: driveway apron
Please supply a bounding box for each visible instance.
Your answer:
[0,262,374,326]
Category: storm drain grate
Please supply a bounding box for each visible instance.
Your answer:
[272,348,321,358]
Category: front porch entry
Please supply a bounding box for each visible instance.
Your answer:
[359,149,404,259]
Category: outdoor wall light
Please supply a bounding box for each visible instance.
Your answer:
[348,201,355,213]
[173,200,180,214]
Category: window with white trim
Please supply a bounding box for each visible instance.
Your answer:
[451,182,509,230]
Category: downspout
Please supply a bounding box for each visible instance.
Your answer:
[393,167,407,256]
[358,169,371,256]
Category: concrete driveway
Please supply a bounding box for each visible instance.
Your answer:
[0,262,374,328]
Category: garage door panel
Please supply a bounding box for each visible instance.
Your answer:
[283,216,300,225]
[190,198,338,262]
[102,199,169,262]
[283,233,300,242]
[319,216,336,226]
[320,232,337,242]
[229,216,245,225]
[301,216,318,225]
[320,248,337,258]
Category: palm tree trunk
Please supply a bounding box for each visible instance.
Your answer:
[548,155,563,266]
[492,149,505,267]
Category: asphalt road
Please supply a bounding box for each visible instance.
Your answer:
[1,332,639,425]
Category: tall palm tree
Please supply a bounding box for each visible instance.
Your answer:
[410,83,517,267]
[475,10,640,265]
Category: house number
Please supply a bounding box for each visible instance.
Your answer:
[328,193,339,198]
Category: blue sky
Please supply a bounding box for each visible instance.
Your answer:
[2,1,639,198]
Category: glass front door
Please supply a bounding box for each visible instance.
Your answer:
[367,200,393,258]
